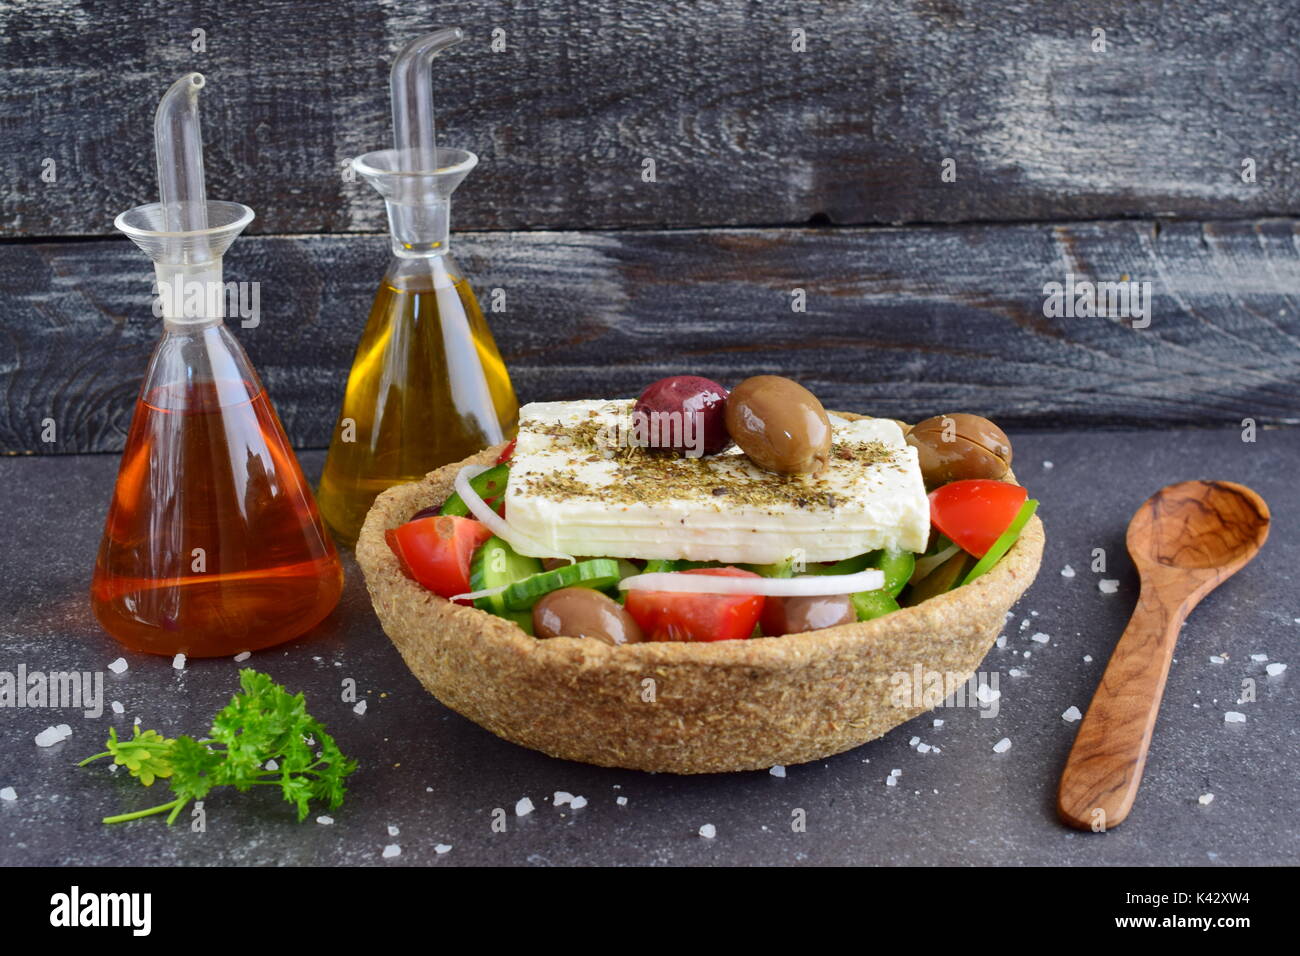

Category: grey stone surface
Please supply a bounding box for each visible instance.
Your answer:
[0,428,1296,866]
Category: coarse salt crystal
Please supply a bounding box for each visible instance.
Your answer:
[1043,461,1054,470]
[1224,711,1246,724]
[1083,655,1093,663]
[387,824,399,836]
[172,653,186,670]
[889,768,901,777]
[909,736,920,747]
[976,684,1000,703]
[434,844,452,854]
[0,787,15,801]
[108,658,128,674]
[1062,706,1082,722]
[233,651,251,662]
[1024,651,1031,658]
[553,791,574,807]
[515,797,534,816]
[382,844,401,858]
[1099,579,1119,594]
[1019,619,1031,631]
[932,719,944,728]
[917,743,931,754]
[1266,662,1287,676]
[885,776,897,787]
[111,701,124,714]
[698,824,716,839]
[1209,655,1225,664]
[1031,632,1050,644]
[993,738,1012,754]
[316,815,334,825]
[769,765,786,778]
[1009,668,1023,677]
[570,796,588,809]
[35,726,69,747]
[264,759,278,771]
[1250,653,1268,662]
[616,796,628,806]
[1060,565,1075,578]
[353,700,367,715]
[996,635,1007,648]
[1198,793,1215,806]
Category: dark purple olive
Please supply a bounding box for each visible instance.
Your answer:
[632,375,730,457]
[533,588,645,645]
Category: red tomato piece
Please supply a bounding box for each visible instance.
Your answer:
[928,479,1028,558]
[385,515,493,599]
[496,439,517,463]
[624,567,765,643]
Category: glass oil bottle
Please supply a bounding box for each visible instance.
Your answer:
[91,73,344,657]
[318,27,519,544]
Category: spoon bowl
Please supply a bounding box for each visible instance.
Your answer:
[1058,480,1269,830]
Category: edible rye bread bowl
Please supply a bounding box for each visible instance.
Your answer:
[356,412,1044,774]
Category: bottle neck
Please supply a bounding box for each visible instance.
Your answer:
[384,196,452,258]
[153,259,228,330]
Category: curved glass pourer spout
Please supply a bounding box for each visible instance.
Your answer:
[93,74,344,657]
[317,29,520,543]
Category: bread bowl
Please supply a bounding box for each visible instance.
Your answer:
[356,412,1044,773]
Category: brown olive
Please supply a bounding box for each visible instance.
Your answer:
[725,376,832,475]
[763,593,856,636]
[532,587,645,645]
[905,413,1013,487]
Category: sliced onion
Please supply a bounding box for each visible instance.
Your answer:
[450,583,510,603]
[454,465,573,562]
[910,543,961,585]
[619,569,884,596]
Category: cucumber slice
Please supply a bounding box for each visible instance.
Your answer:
[804,552,875,576]
[470,535,542,633]
[962,499,1039,586]
[503,559,622,612]
[746,556,797,578]
[440,464,510,517]
[852,589,901,621]
[642,559,722,574]
[877,549,916,597]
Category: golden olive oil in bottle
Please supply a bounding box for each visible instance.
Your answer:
[318,254,518,542]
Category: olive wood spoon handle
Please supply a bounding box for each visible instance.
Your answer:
[1057,480,1269,831]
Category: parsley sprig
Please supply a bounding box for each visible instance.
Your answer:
[79,669,357,825]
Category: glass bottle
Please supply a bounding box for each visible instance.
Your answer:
[91,73,343,657]
[317,28,518,544]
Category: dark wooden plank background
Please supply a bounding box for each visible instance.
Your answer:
[4,0,1300,235]
[2,0,1299,453]
[4,219,1298,454]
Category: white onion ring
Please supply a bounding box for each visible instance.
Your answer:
[619,569,884,596]
[450,583,510,603]
[454,465,573,562]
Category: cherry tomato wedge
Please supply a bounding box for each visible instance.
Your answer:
[624,567,764,642]
[496,439,517,463]
[386,515,493,599]
[928,479,1028,558]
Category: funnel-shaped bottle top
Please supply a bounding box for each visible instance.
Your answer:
[116,73,253,324]
[355,29,475,257]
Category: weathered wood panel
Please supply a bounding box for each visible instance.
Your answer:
[2,0,1298,236]
[2,218,1298,453]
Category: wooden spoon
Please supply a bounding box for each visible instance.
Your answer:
[1057,480,1269,831]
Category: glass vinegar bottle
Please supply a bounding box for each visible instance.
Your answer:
[91,73,344,657]
[318,28,518,544]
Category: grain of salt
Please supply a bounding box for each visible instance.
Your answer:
[515,797,534,816]
[233,651,251,662]
[1224,712,1247,723]
[111,701,124,714]
[353,700,367,715]
[1099,579,1119,594]
[382,844,401,858]
[1198,794,1215,806]
[1060,564,1075,578]
[699,824,716,839]
[0,787,15,801]
[769,765,786,778]
[1250,653,1268,662]
[993,738,1012,754]
[616,796,628,806]
[1062,706,1082,722]
[434,844,452,854]
[172,653,186,670]
[1266,663,1287,676]
[108,658,128,674]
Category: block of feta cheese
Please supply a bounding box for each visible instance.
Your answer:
[502,400,929,564]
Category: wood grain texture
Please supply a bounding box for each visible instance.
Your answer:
[1057,480,1270,830]
[2,218,1299,454]
[2,0,1299,236]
